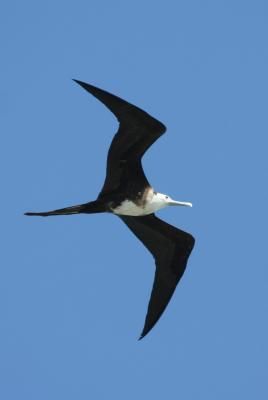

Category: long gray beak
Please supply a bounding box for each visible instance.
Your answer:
[168,199,193,207]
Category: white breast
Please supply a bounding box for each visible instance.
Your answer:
[112,194,167,216]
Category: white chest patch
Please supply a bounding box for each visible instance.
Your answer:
[112,195,167,216]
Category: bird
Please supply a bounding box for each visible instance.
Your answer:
[25,80,195,339]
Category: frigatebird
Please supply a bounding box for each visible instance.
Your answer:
[25,80,195,339]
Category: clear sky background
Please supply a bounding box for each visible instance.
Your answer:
[1,1,267,399]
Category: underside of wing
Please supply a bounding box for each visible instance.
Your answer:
[120,214,195,339]
[73,80,166,196]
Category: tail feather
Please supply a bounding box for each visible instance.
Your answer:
[24,201,105,217]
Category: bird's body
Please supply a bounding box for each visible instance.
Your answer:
[110,187,156,216]
[111,189,192,216]
[25,80,195,339]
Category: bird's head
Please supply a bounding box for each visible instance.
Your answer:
[154,192,193,208]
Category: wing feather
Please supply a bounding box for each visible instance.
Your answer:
[73,80,166,196]
[120,214,195,339]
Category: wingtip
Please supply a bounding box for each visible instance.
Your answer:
[72,79,99,93]
[138,328,149,340]
[72,78,89,87]
[72,78,81,85]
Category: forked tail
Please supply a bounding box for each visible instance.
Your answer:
[24,200,106,217]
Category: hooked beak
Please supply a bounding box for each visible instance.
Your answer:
[168,199,193,207]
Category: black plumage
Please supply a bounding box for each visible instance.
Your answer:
[25,80,195,339]
[121,214,194,339]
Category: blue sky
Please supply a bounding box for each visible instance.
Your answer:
[1,1,267,399]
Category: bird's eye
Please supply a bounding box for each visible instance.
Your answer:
[165,196,168,199]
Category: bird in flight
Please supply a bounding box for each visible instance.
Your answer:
[25,80,195,339]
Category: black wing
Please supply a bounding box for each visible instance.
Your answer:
[120,214,195,339]
[73,80,166,197]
